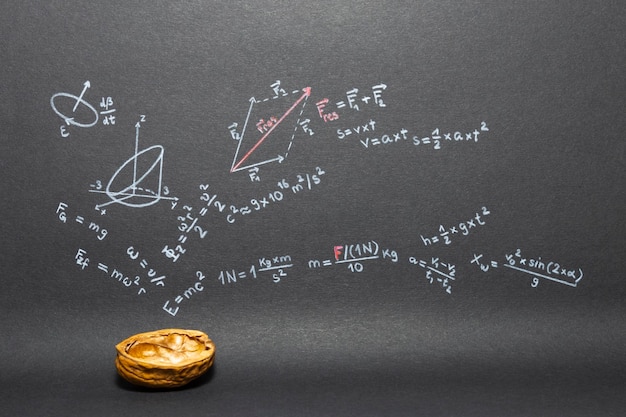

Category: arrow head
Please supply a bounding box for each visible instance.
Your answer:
[302,86,311,96]
[84,81,91,89]
[64,117,74,126]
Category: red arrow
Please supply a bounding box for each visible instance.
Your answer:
[231,87,311,172]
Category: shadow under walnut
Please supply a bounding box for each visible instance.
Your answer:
[115,329,215,388]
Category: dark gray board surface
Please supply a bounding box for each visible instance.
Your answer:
[1,1,625,416]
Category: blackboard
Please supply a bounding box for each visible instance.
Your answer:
[2,1,625,416]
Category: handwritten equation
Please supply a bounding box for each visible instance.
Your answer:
[74,248,147,295]
[49,78,587,319]
[471,249,584,288]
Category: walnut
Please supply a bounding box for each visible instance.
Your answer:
[115,328,215,388]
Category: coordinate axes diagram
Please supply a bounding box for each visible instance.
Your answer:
[230,86,311,173]
[89,120,178,210]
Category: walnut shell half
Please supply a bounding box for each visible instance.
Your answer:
[115,328,215,388]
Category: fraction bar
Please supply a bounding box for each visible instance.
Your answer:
[425,266,455,281]
[335,256,379,264]
[503,264,577,287]
[258,264,294,272]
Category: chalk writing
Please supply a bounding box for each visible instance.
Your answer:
[230,83,312,173]
[51,81,98,136]
[126,246,166,286]
[316,83,387,124]
[162,270,207,317]
[218,255,294,285]
[409,257,456,294]
[162,201,211,263]
[163,255,295,317]
[315,98,340,122]
[99,96,117,125]
[161,241,187,263]
[49,76,588,321]
[309,240,399,273]
[50,81,120,138]
[359,128,409,148]
[198,184,228,217]
[56,202,108,241]
[334,83,388,112]
[471,249,584,288]
[88,117,178,210]
[469,253,500,273]
[74,249,146,295]
[227,167,326,223]
[358,122,489,150]
[74,248,90,270]
[421,206,490,246]
[258,255,294,283]
[336,119,378,139]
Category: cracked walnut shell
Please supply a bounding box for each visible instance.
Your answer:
[115,328,215,388]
